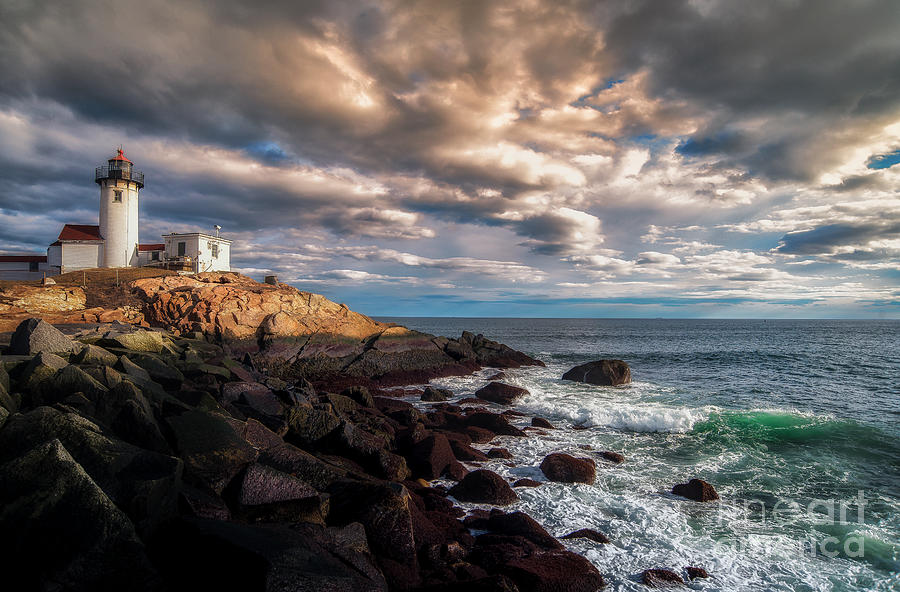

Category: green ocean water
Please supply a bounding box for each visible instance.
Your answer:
[382,318,900,591]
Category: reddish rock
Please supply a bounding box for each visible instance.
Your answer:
[503,550,605,592]
[672,479,719,502]
[539,453,596,484]
[642,568,685,587]
[449,470,519,505]
[466,412,525,437]
[465,426,496,444]
[408,434,456,480]
[486,372,507,381]
[512,478,542,488]
[475,382,529,405]
[560,528,610,544]
[597,450,625,464]
[450,439,489,462]
[686,566,709,580]
[531,417,554,429]
[562,359,632,386]
[487,447,513,459]
[486,511,562,550]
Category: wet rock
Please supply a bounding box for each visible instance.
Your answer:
[672,478,719,502]
[166,409,258,494]
[503,550,605,592]
[408,433,456,480]
[474,382,529,405]
[560,528,610,544]
[539,453,596,484]
[562,359,631,386]
[8,317,80,355]
[512,478,542,488]
[449,470,519,505]
[488,447,513,459]
[449,439,490,462]
[0,439,160,591]
[466,426,497,443]
[466,412,526,437]
[486,371,507,381]
[597,450,625,464]
[422,386,453,402]
[685,566,709,580]
[486,511,562,550]
[151,517,387,592]
[642,568,685,587]
[531,417,554,429]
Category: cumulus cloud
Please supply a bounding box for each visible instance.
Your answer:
[1,0,898,315]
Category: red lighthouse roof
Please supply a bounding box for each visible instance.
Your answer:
[109,147,132,164]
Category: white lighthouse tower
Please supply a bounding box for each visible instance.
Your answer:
[95,148,144,267]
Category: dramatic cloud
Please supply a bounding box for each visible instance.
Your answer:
[1,0,898,316]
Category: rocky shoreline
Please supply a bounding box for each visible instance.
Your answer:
[0,274,712,591]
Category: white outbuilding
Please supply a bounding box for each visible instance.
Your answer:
[0,148,233,279]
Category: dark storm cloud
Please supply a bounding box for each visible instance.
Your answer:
[776,222,900,255]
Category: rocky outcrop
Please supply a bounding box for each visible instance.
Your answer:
[0,284,86,314]
[128,273,543,389]
[540,453,596,484]
[672,478,719,502]
[0,315,608,592]
[563,359,632,386]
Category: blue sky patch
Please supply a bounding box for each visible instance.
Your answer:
[866,149,900,170]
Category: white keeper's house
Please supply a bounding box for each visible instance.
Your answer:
[0,149,231,280]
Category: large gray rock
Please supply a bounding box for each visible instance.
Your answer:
[562,359,632,386]
[100,329,165,353]
[73,343,119,366]
[0,439,160,591]
[128,353,185,389]
[37,364,109,403]
[95,381,171,454]
[0,407,183,537]
[19,350,68,391]
[166,409,258,494]
[8,318,80,355]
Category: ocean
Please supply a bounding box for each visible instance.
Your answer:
[377,318,900,591]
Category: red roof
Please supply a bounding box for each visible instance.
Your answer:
[57,224,103,241]
[110,147,133,163]
[138,243,165,252]
[0,255,47,263]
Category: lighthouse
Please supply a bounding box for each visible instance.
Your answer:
[95,148,144,267]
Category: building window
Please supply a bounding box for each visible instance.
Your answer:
[113,190,123,202]
[211,243,219,258]
[29,262,39,272]
[151,251,160,261]
[177,242,186,257]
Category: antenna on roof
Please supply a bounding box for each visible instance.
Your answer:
[214,225,222,238]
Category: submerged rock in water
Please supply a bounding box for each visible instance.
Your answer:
[560,528,610,544]
[474,382,529,405]
[642,568,685,587]
[540,453,596,484]
[562,359,631,386]
[672,478,719,502]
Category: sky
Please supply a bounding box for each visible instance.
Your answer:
[1,0,899,318]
